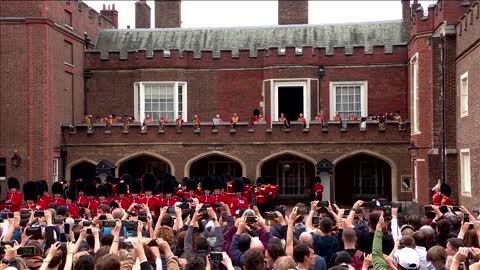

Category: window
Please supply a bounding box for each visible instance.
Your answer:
[353,160,384,197]
[52,158,59,182]
[411,54,420,133]
[65,10,72,28]
[208,161,239,177]
[414,161,418,201]
[64,41,73,65]
[329,81,368,120]
[134,82,187,124]
[460,149,471,195]
[460,72,468,118]
[277,161,306,196]
[0,158,6,181]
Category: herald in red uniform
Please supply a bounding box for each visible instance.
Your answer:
[229,179,249,216]
[314,176,324,201]
[6,177,22,212]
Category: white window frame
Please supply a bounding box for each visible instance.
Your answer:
[134,82,187,124]
[329,81,368,120]
[52,158,59,182]
[460,149,471,196]
[413,160,418,201]
[411,53,420,134]
[0,158,6,181]
[460,72,468,118]
[271,80,311,121]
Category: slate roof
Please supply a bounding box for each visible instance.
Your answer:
[93,21,408,57]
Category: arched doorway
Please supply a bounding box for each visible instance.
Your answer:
[118,154,171,180]
[71,161,96,182]
[334,154,392,205]
[189,154,243,178]
[260,153,315,198]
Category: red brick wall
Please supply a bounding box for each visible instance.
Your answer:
[456,0,480,209]
[0,0,42,17]
[155,0,181,28]
[135,0,151,29]
[278,0,308,25]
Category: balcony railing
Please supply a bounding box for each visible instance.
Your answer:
[61,120,410,144]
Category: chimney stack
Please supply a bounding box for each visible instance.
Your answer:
[136,0,151,28]
[100,3,119,28]
[155,0,181,28]
[278,0,308,25]
[401,0,411,36]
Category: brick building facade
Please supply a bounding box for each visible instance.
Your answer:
[1,0,478,208]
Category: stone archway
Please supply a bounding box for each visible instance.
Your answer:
[116,152,174,179]
[68,159,97,182]
[185,151,246,178]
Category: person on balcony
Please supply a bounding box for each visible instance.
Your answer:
[279,113,290,128]
[298,113,308,128]
[159,114,168,129]
[175,114,183,129]
[192,114,201,129]
[230,113,240,129]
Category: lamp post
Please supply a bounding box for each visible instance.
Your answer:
[11,152,21,168]
[317,65,325,115]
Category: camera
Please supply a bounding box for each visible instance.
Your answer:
[122,220,138,230]
[343,209,351,216]
[99,215,107,221]
[312,216,320,225]
[424,205,434,212]
[264,212,278,220]
[167,207,176,214]
[138,215,148,223]
[26,227,42,240]
[0,241,14,246]
[121,240,133,250]
[102,220,116,228]
[317,201,329,208]
[246,216,257,224]
[82,220,92,227]
[452,206,461,212]
[34,211,44,218]
[210,251,223,261]
[17,246,35,257]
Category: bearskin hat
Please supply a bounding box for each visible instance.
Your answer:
[52,182,64,195]
[441,183,452,197]
[182,177,189,185]
[213,176,223,190]
[142,173,157,193]
[116,182,127,195]
[224,174,232,181]
[104,183,113,197]
[96,185,108,198]
[233,178,245,193]
[109,200,119,209]
[129,180,141,194]
[242,177,251,186]
[36,181,45,196]
[186,179,197,191]
[65,188,76,201]
[201,176,214,191]
[23,181,38,202]
[162,179,175,195]
[7,177,20,190]
[39,180,48,193]
[256,177,264,185]
[106,175,115,184]
[95,176,102,185]
[76,181,86,194]
[121,174,133,185]
[85,182,96,197]
[315,176,321,183]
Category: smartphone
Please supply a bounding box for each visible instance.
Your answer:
[17,246,35,257]
[246,216,257,224]
[99,215,107,221]
[122,220,138,230]
[361,201,370,208]
[102,220,116,228]
[424,205,433,212]
[147,239,157,247]
[20,209,31,216]
[167,207,176,214]
[25,227,42,240]
[452,206,461,212]
[0,241,14,246]
[317,201,329,208]
[343,209,351,216]
[264,212,278,220]
[464,213,470,223]
[59,242,67,251]
[138,215,148,223]
[312,216,320,225]
[64,223,71,235]
[121,240,133,249]
[82,220,92,227]
[86,228,92,234]
[210,251,223,261]
[34,211,44,218]
[7,212,14,219]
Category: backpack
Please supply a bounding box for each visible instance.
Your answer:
[350,250,364,270]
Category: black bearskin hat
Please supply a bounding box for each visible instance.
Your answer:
[186,179,197,191]
[441,183,452,197]
[213,176,223,190]
[76,181,86,194]
[242,177,251,186]
[96,185,108,198]
[315,176,321,183]
[104,183,113,197]
[142,173,157,193]
[7,177,20,190]
[116,182,127,195]
[201,176,214,191]
[86,183,97,197]
[121,174,132,185]
[95,176,102,185]
[233,178,245,193]
[129,180,141,194]
[23,181,38,202]
[52,182,64,195]
[106,175,115,184]
[256,177,264,185]
[65,188,76,201]
[162,179,175,195]
[40,180,48,192]
[182,177,189,185]
[36,181,45,196]
[224,174,232,181]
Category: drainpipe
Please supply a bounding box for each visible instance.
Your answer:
[439,34,446,184]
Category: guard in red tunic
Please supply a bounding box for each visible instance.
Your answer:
[37,180,51,209]
[229,178,249,216]
[212,176,226,204]
[313,176,324,201]
[115,181,131,210]
[96,185,111,206]
[242,178,253,202]
[140,173,161,216]
[198,176,215,205]
[160,178,178,208]
[52,182,66,207]
[65,188,80,219]
[23,181,41,210]
[75,181,89,208]
[431,181,443,206]
[129,179,143,205]
[183,179,198,200]
[85,183,99,216]
[440,183,453,206]
[254,177,269,214]
[5,177,22,212]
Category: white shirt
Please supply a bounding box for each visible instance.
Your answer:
[416,246,433,270]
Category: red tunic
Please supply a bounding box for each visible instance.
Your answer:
[117,197,132,210]
[76,196,89,208]
[6,192,22,212]
[86,199,98,216]
[183,192,198,200]
[229,196,249,216]
[314,182,324,199]
[212,193,226,204]
[23,203,42,211]
[67,203,80,219]
[254,187,270,204]
[198,194,215,205]
[441,196,452,206]
[53,197,66,207]
[39,194,52,207]
[243,185,253,201]
[160,196,178,207]
[432,193,443,206]
[195,188,204,197]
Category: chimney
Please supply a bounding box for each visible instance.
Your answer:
[155,0,181,28]
[402,0,411,35]
[100,3,119,28]
[136,0,151,28]
[278,0,308,25]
